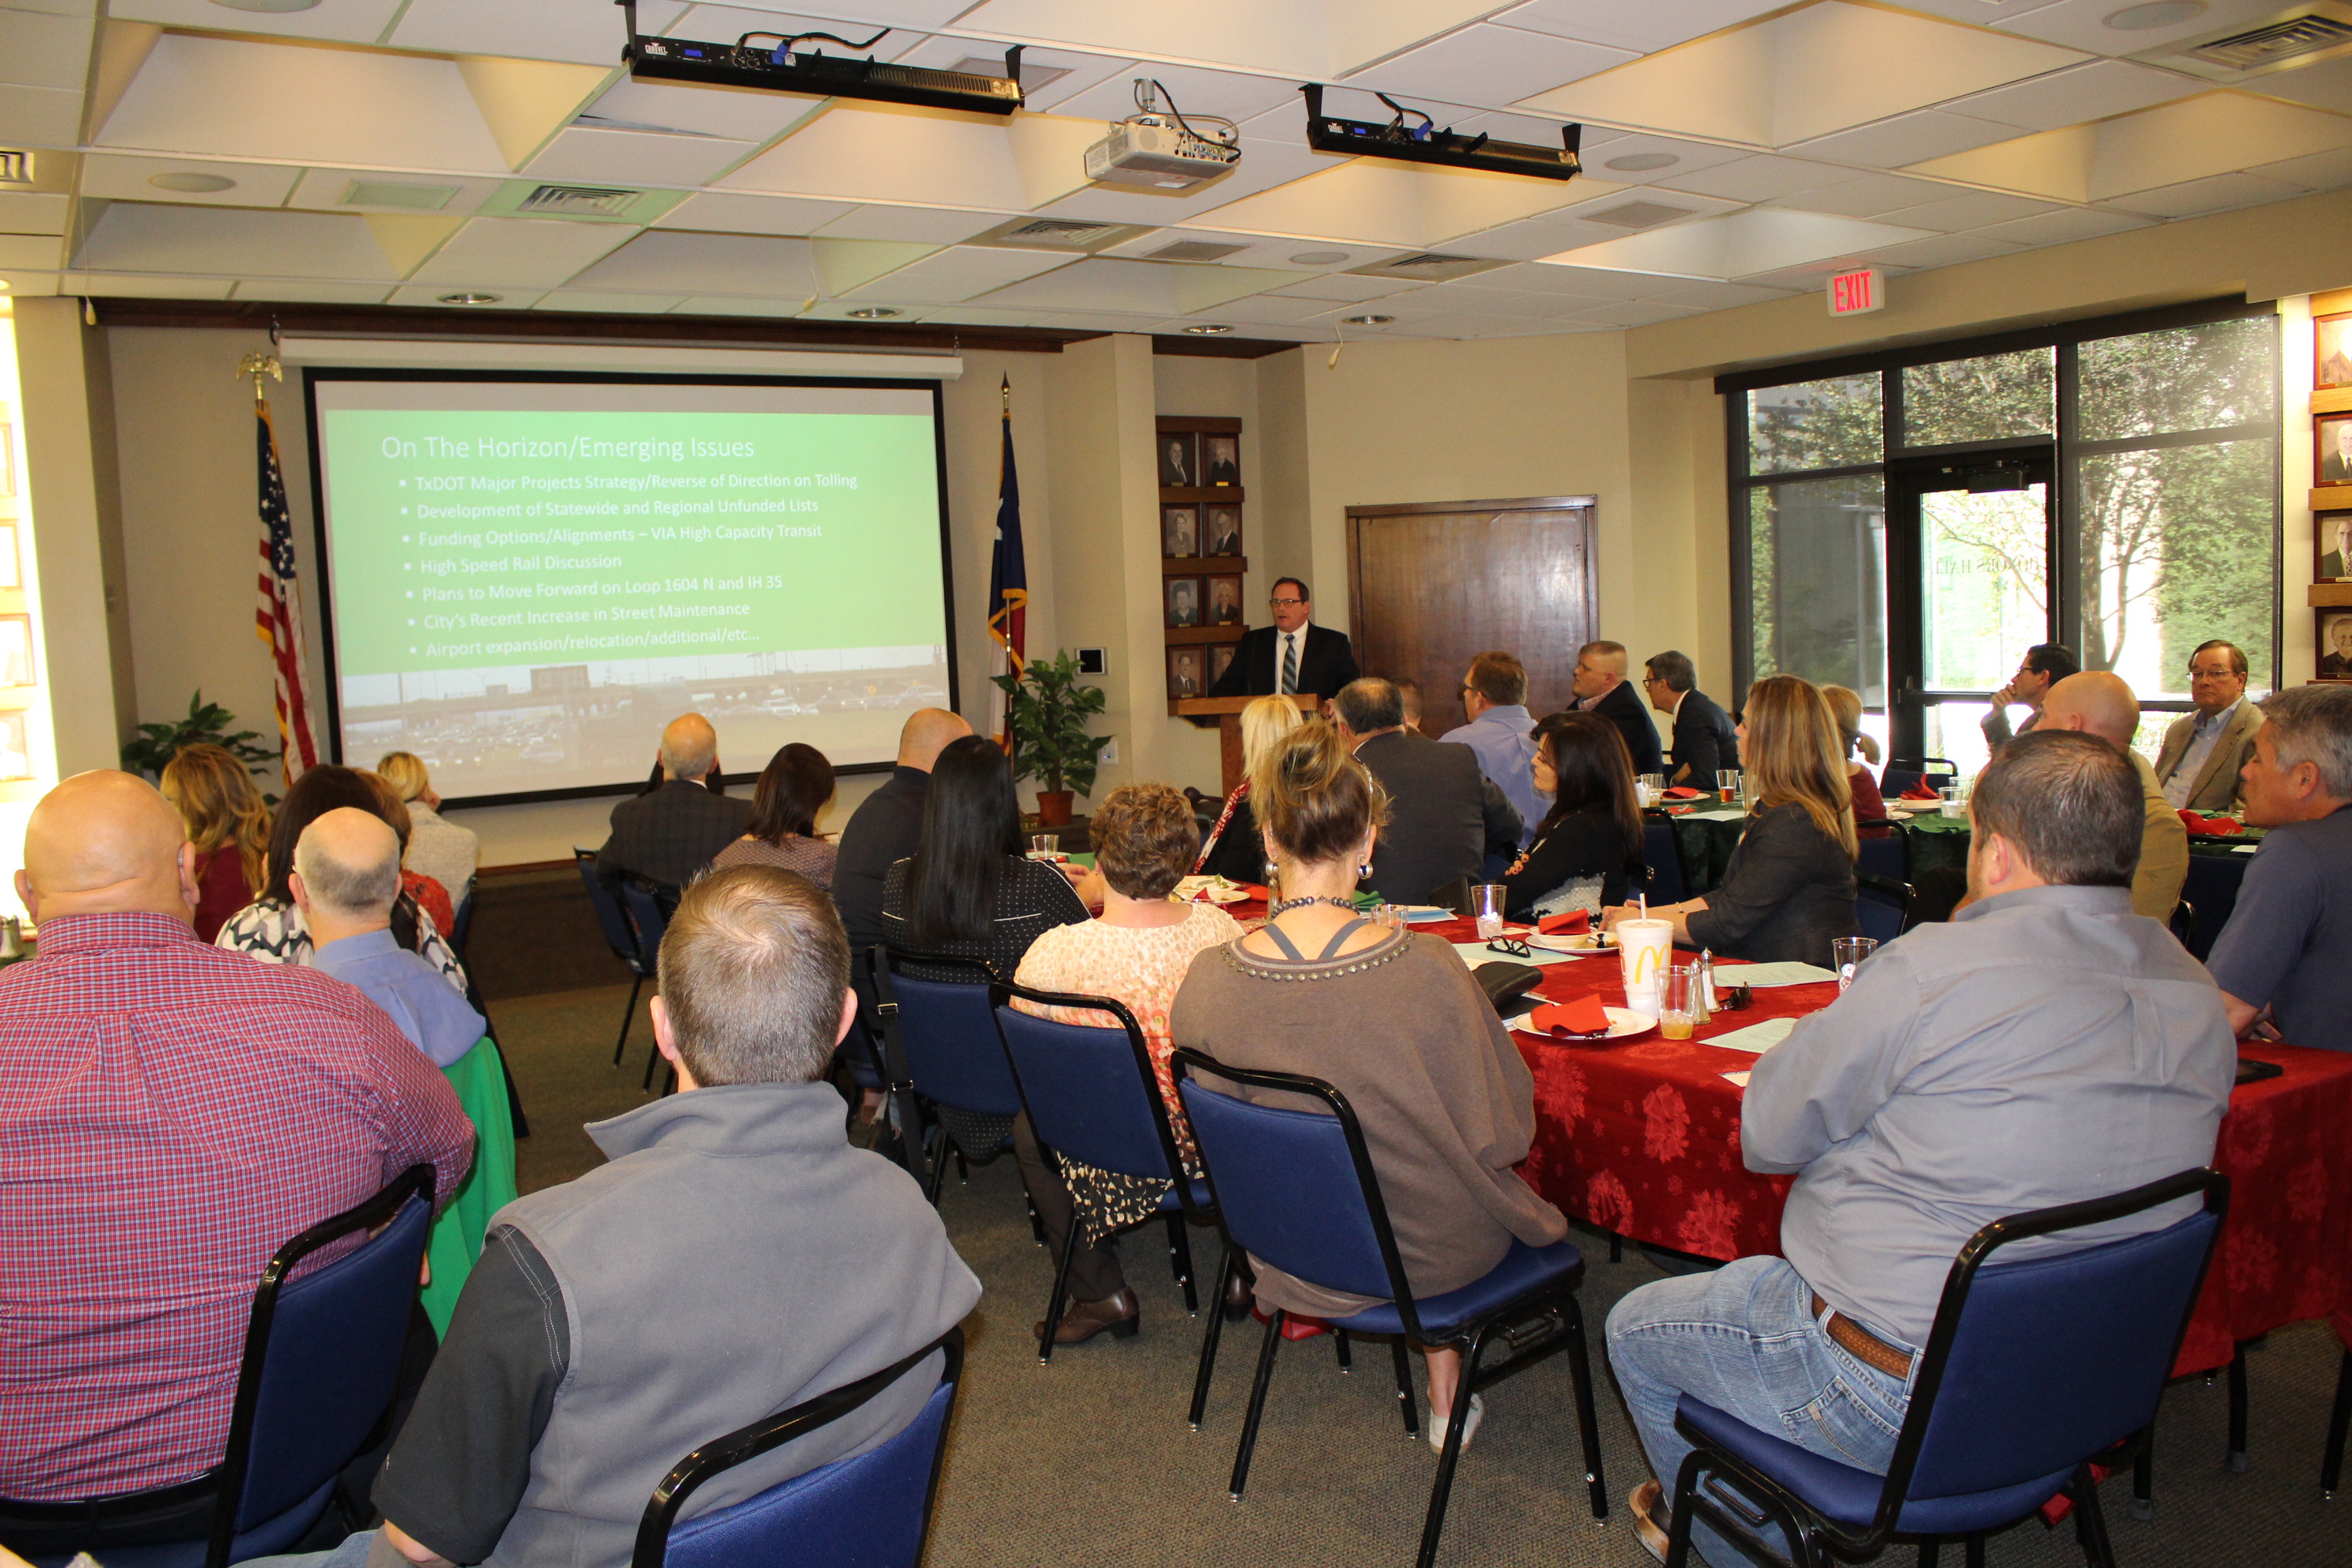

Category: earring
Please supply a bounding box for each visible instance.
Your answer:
[1358,864,1373,878]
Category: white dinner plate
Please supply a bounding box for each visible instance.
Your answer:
[1529,932,1601,953]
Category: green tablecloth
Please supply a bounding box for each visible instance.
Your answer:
[421,1036,521,1335]
[1657,807,1972,895]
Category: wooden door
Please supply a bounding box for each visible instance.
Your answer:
[1345,497,1597,732]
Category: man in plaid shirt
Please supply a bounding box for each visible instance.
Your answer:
[0,771,476,1560]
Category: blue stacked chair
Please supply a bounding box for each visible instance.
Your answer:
[874,949,1026,1203]
[619,880,678,1090]
[1644,821,1688,903]
[1855,870,1912,943]
[2179,852,2249,962]
[575,848,658,1070]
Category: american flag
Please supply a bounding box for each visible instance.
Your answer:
[986,376,1027,750]
[254,404,319,783]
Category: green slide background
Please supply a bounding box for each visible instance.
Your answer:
[319,408,944,676]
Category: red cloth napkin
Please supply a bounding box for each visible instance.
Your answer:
[1663,785,1705,799]
[2177,811,2242,835]
[1530,995,1612,1037]
[1538,910,1590,936]
[1899,783,1942,801]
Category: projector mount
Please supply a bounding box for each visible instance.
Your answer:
[1300,84,1582,181]
[615,0,1025,115]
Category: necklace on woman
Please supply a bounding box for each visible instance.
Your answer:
[1267,895,1362,917]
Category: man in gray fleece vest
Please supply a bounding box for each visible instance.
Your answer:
[252,864,981,1568]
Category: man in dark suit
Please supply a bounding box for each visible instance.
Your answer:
[598,713,751,894]
[1571,639,1664,777]
[1642,651,1740,788]
[1336,679,1519,907]
[1205,576,1360,701]
[831,708,973,955]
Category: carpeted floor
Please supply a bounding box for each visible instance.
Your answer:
[483,977,2351,1568]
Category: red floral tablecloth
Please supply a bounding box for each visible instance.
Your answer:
[1400,913,2352,1376]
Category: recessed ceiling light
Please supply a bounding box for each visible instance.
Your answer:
[2104,0,2205,28]
[1183,324,1234,335]
[437,293,502,306]
[1290,250,1350,265]
[1341,314,1394,326]
[845,306,902,319]
[208,0,322,10]
[1605,152,1680,173]
[149,172,237,193]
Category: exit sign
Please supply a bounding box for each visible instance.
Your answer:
[1828,267,1884,316]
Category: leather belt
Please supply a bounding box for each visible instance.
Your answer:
[1812,1293,1914,1379]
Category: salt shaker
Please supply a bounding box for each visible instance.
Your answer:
[1697,949,1717,1017]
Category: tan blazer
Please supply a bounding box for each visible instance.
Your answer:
[2152,700,2263,813]
[2129,751,2188,922]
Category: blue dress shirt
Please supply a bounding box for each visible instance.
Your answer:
[313,927,488,1068]
[1440,704,1541,849]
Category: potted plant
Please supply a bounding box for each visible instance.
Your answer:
[992,650,1111,827]
[121,692,282,795]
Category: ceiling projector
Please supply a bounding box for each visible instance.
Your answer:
[1084,80,1242,190]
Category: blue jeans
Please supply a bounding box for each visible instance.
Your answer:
[1606,1256,1916,1567]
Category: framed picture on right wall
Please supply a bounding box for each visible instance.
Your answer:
[2321,512,2352,583]
[2319,312,2352,389]
[2321,609,2352,681]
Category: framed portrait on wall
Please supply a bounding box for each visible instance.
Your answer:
[2322,610,2352,681]
[0,711,28,782]
[1164,576,1202,629]
[2321,413,2352,486]
[1202,434,1239,487]
[1207,642,1238,687]
[0,523,18,591]
[1167,647,1204,699]
[2320,512,2352,583]
[2320,314,2352,389]
[1207,576,1243,626]
[0,615,31,687]
[1161,506,1199,558]
[1205,506,1241,556]
[1158,431,1196,489]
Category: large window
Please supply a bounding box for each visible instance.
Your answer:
[1730,303,2278,768]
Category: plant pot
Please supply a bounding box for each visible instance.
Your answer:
[1034,790,1075,826]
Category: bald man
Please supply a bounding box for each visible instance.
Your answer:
[832,708,973,958]
[598,713,753,896]
[299,808,487,1068]
[0,773,473,1556]
[2040,672,2189,922]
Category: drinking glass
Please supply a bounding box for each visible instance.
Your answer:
[1639,773,1663,807]
[1472,883,1507,941]
[1938,784,1963,819]
[1030,832,1060,858]
[1716,769,1741,804]
[1659,963,1700,1040]
[1833,936,1878,992]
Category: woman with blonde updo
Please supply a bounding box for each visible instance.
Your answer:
[160,744,270,942]
[1819,684,1889,834]
[1193,693,1303,883]
[1170,720,1567,1452]
[376,750,480,910]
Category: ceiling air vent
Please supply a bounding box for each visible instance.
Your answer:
[2183,12,2352,68]
[1345,251,1506,281]
[0,149,31,186]
[1000,218,1122,244]
[517,184,644,218]
[1587,200,1697,229]
[1147,240,1249,262]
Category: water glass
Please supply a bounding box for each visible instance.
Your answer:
[1636,772,1661,808]
[1030,832,1060,857]
[1938,785,1963,819]
[1471,883,1507,941]
[1659,962,1701,1040]
[1716,769,1741,804]
[1833,936,1878,992]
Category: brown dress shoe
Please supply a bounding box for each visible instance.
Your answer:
[1631,1480,1671,1564]
[1034,1288,1140,1345]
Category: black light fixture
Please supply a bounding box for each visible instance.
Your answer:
[1301,85,1582,181]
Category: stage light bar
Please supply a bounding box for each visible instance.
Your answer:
[1301,84,1581,181]
[616,0,1024,115]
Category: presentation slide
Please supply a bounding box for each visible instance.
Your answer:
[306,374,952,804]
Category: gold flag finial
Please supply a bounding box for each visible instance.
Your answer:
[238,351,283,408]
[1000,372,1011,414]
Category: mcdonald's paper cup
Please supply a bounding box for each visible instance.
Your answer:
[1616,919,1673,1014]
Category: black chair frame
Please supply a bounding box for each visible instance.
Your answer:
[1172,1050,1608,1568]
[203,1163,437,1568]
[574,848,657,1071]
[1663,1168,2230,1568]
[872,946,1018,1205]
[628,1324,964,1568]
[988,981,1218,1363]
[2325,1347,2352,1499]
[1855,870,1915,938]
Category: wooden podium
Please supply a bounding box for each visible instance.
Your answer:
[1173,693,1321,794]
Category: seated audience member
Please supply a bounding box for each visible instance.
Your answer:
[1607,675,1857,967]
[1572,640,1665,778]
[596,713,752,896]
[2154,640,2262,811]
[1608,730,2232,1565]
[1335,679,1517,907]
[1195,693,1301,883]
[218,765,469,995]
[1011,783,1243,1345]
[1171,723,1567,1452]
[1642,651,1739,788]
[1394,678,1425,734]
[0,772,472,1560]
[1820,685,1889,834]
[1440,651,1542,848]
[376,751,480,913]
[834,708,972,957]
[159,742,269,941]
[2206,683,2352,1054]
[1501,710,1644,921]
[2040,672,2187,922]
[297,808,487,1067]
[715,742,838,888]
[1980,642,2078,755]
[280,868,983,1568]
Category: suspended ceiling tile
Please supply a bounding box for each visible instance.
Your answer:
[106,0,406,45]
[405,216,636,288]
[1541,208,1938,280]
[1874,190,2063,230]
[2248,143,2352,189]
[1037,137,1331,227]
[1871,0,2068,22]
[1262,272,1425,301]
[718,103,1096,210]
[924,304,1165,331]
[0,233,63,268]
[566,229,818,295]
[970,255,1297,313]
[1049,63,1301,126]
[0,82,82,146]
[1843,231,2023,270]
[796,300,934,321]
[231,280,395,304]
[945,0,1331,80]
[1339,24,1637,112]
[1492,0,1793,54]
[672,293,817,316]
[655,191,857,233]
[79,203,397,278]
[0,191,69,234]
[61,271,234,298]
[1993,0,2287,56]
[1649,279,1801,308]
[2106,169,2308,215]
[0,270,61,296]
[834,242,1073,302]
[682,0,972,27]
[1098,229,1383,270]
[813,204,1009,243]
[2247,54,2352,115]
[1561,298,1709,327]
[1912,91,2352,200]
[1970,206,2154,244]
[287,169,504,216]
[79,154,304,208]
[1441,212,1650,262]
[97,35,508,170]
[0,7,93,91]
[885,36,1135,113]
[1655,154,1855,201]
[1732,261,1867,291]
[1160,291,1345,325]
[1580,131,1752,181]
[524,126,759,186]
[1186,158,1622,249]
[535,290,691,313]
[1555,185,1745,224]
[1786,111,2026,169]
[810,236,937,293]
[1488,260,1695,297]
[393,0,688,65]
[386,284,546,308]
[1764,172,1966,218]
[576,75,826,142]
[1946,59,2206,129]
[1423,284,1603,319]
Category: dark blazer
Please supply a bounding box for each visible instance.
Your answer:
[1198,791,1266,884]
[1501,805,1639,921]
[598,778,751,892]
[1589,680,1664,777]
[1356,730,1487,906]
[1684,802,1857,967]
[832,764,929,950]
[1207,623,1360,701]
[1666,688,1740,786]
